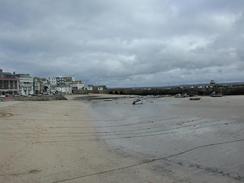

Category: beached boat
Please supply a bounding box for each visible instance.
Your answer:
[132,99,143,105]
[210,93,223,97]
[211,94,223,97]
[104,99,113,101]
[175,93,189,98]
[189,97,201,101]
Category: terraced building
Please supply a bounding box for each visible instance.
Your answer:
[0,69,19,95]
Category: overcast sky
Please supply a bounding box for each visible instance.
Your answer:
[0,0,244,87]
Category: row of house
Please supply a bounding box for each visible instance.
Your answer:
[0,69,19,95]
[86,85,107,93]
[0,69,107,96]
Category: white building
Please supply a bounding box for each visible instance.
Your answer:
[56,76,73,87]
[70,80,85,94]
[33,77,43,95]
[86,85,94,91]
[47,76,87,95]
[55,86,72,94]
[48,77,57,86]
[97,85,107,91]
[16,74,34,96]
[71,81,85,90]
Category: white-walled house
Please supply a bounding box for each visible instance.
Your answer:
[48,77,57,86]
[33,77,44,95]
[71,80,85,94]
[97,85,107,91]
[16,74,34,96]
[71,81,84,90]
[56,76,73,87]
[55,86,72,94]
[49,76,74,94]
[86,85,94,91]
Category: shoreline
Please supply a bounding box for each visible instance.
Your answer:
[71,94,136,101]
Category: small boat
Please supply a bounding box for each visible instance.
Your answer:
[189,97,201,101]
[175,93,189,98]
[175,94,183,98]
[132,99,143,105]
[211,94,223,97]
[210,91,223,97]
[104,99,113,101]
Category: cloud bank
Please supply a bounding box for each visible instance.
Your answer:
[0,0,244,87]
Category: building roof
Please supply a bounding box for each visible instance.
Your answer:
[0,78,18,81]
[15,74,32,78]
[0,69,18,80]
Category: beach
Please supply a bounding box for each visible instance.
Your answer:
[0,95,244,182]
[0,98,167,183]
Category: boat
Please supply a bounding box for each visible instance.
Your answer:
[210,92,223,97]
[189,97,201,101]
[175,93,189,98]
[211,94,223,97]
[104,99,113,101]
[132,99,143,105]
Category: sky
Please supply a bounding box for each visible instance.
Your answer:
[0,0,244,87]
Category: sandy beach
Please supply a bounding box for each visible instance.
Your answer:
[0,99,168,183]
[0,96,244,183]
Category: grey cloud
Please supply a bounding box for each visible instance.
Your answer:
[0,0,244,86]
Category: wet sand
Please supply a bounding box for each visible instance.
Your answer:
[0,96,244,183]
[88,95,244,183]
